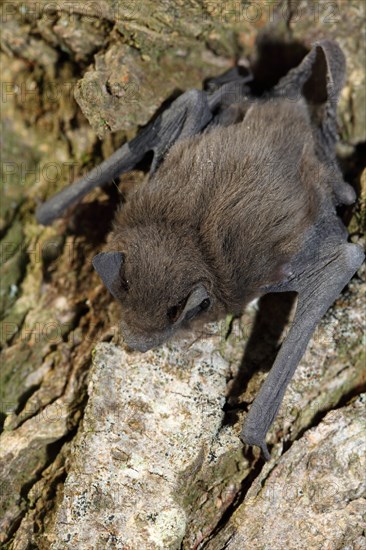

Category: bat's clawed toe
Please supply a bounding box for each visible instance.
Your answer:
[240,426,272,462]
[260,443,272,462]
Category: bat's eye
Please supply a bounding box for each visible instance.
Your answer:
[120,276,129,292]
[167,305,179,323]
[167,298,187,323]
[200,298,210,311]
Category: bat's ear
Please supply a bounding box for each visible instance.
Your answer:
[275,40,345,145]
[92,251,125,299]
[177,284,211,323]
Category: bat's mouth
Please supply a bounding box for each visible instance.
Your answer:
[121,322,173,353]
[124,339,157,353]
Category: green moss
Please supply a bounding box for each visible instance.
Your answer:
[0,255,23,306]
[177,445,248,545]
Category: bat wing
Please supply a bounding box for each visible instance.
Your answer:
[241,41,365,460]
[35,70,252,225]
[241,238,364,460]
[273,39,355,206]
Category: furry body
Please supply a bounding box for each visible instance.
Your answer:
[108,99,331,350]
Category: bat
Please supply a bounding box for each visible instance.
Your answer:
[36,40,364,460]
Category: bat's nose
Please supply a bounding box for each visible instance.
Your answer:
[124,339,155,353]
[121,323,165,353]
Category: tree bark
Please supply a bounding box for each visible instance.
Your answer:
[1,1,365,548]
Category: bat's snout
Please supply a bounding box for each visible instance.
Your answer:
[121,322,172,353]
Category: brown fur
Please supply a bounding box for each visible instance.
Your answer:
[106,98,334,350]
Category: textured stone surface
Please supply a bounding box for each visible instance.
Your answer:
[205,395,366,550]
[49,335,238,548]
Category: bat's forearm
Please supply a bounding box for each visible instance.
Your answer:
[241,242,364,460]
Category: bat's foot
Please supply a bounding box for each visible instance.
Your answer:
[240,428,271,461]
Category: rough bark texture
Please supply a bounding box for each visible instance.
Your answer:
[0,1,365,548]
